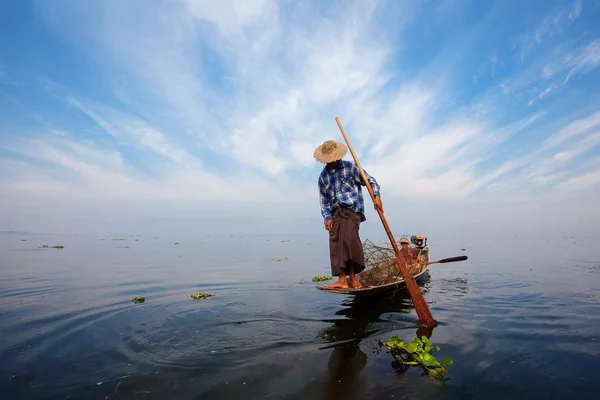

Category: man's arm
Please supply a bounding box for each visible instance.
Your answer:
[352,162,380,196]
[318,176,332,223]
[352,162,383,212]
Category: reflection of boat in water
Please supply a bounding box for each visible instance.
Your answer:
[317,281,436,398]
[318,280,431,345]
[317,235,432,297]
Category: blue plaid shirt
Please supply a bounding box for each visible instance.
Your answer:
[318,160,380,223]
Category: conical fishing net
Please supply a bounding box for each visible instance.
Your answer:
[357,239,429,287]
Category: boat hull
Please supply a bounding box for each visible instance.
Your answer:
[315,263,431,297]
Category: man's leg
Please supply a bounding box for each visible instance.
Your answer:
[348,261,363,289]
[324,209,349,289]
[324,207,365,289]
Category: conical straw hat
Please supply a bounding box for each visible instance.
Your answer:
[313,140,348,163]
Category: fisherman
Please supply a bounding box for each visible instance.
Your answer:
[314,139,383,289]
[399,237,421,274]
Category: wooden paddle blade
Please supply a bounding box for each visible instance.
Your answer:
[438,256,468,263]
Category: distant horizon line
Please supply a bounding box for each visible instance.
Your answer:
[1,230,598,240]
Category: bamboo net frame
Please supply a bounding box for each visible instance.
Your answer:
[358,239,429,287]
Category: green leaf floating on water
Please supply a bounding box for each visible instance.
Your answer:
[191,292,214,300]
[421,352,441,368]
[312,276,332,282]
[389,335,404,347]
[380,334,452,382]
[404,341,418,354]
[132,296,145,304]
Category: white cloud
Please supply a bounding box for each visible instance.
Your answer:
[38,0,392,181]
[564,39,600,82]
[543,110,600,149]
[497,2,599,109]
[185,0,277,37]
[64,95,201,167]
[557,170,600,191]
[199,0,391,175]
[1,133,312,207]
[476,114,600,199]
[539,85,555,99]
[362,119,483,199]
[505,38,600,107]
[569,0,582,20]
[518,0,584,59]
[535,39,600,84]
[552,130,600,161]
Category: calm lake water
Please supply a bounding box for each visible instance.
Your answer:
[1,232,599,399]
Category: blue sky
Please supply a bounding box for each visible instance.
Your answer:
[1,0,600,236]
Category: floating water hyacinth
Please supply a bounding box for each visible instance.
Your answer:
[379,335,452,382]
[41,244,64,249]
[312,276,332,282]
[132,296,145,304]
[191,292,213,300]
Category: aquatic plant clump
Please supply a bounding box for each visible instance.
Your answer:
[379,335,452,382]
[312,276,332,282]
[132,296,145,304]
[41,245,64,249]
[191,292,213,299]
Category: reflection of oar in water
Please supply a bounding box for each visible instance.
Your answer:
[422,255,468,266]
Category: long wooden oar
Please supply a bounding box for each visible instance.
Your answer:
[423,255,468,266]
[335,116,436,328]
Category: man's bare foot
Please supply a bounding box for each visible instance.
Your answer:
[324,280,349,289]
[350,278,363,289]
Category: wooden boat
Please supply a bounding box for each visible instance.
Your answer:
[316,236,431,297]
[316,264,431,297]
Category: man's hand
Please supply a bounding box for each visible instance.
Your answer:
[325,220,333,231]
[373,195,383,213]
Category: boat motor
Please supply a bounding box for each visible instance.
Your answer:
[411,235,427,249]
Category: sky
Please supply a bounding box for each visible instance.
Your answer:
[1,0,600,238]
